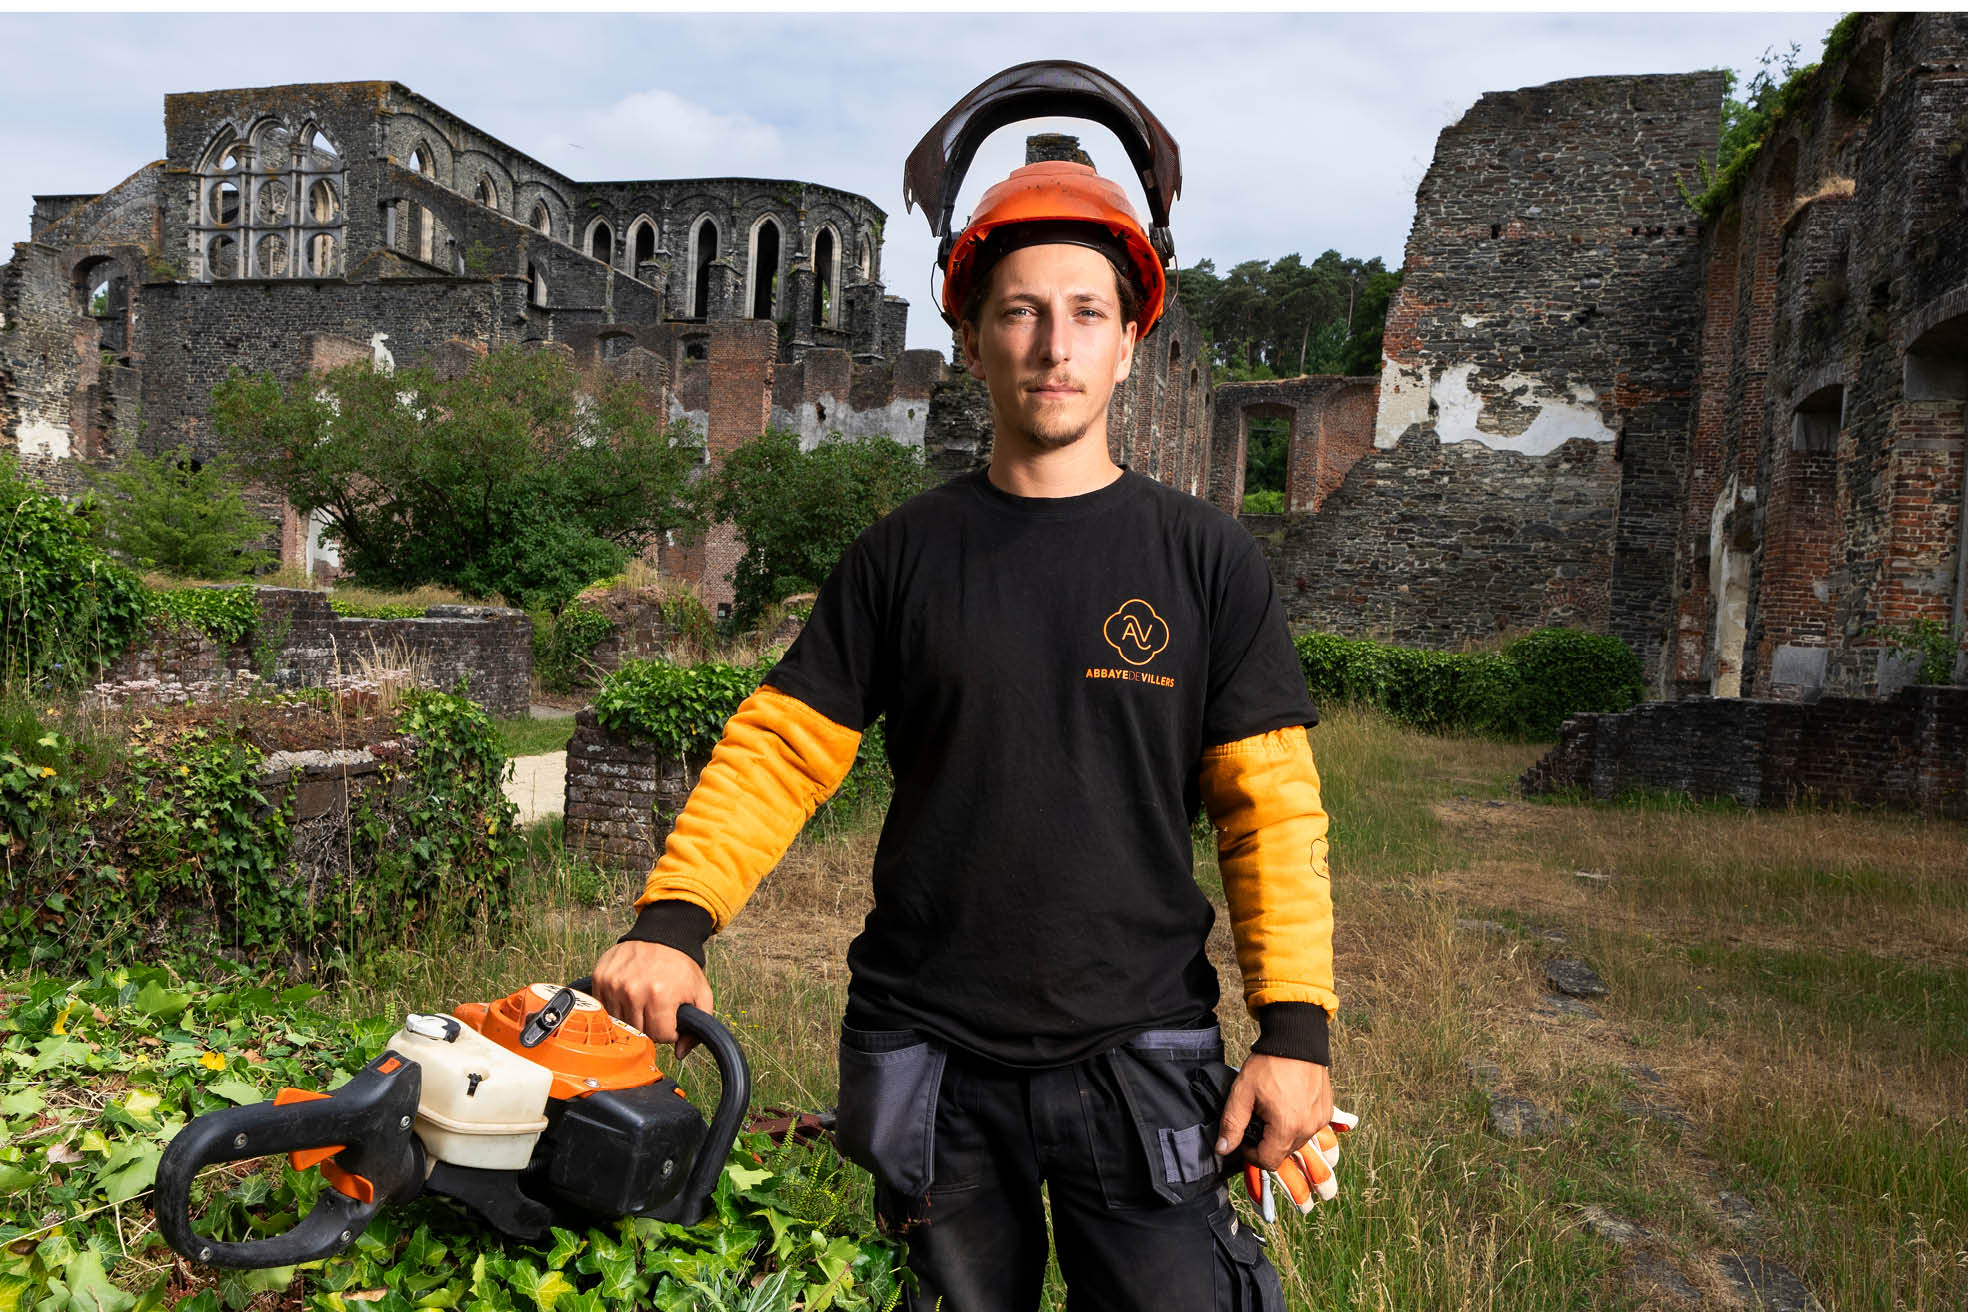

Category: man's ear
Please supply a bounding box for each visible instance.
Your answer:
[960,320,985,380]
[1113,320,1137,385]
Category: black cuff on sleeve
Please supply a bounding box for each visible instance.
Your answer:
[1249,1002,1331,1067]
[618,900,715,968]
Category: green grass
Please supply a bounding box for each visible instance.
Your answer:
[491,713,575,759]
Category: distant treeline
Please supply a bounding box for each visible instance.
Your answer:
[1176,251,1401,383]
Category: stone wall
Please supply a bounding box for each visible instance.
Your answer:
[96,588,533,718]
[1364,71,1723,676]
[1665,12,1968,701]
[1521,686,1968,816]
[562,710,699,868]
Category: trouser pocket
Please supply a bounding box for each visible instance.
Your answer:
[1101,1026,1237,1206]
[1208,1194,1286,1312]
[835,1024,947,1201]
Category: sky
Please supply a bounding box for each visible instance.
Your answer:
[0,10,1840,354]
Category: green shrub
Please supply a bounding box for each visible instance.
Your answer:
[1,453,150,683]
[1873,616,1963,686]
[0,690,521,973]
[1504,627,1645,737]
[532,601,615,692]
[82,444,274,577]
[594,658,765,758]
[147,583,260,645]
[1242,489,1284,515]
[1295,627,1642,740]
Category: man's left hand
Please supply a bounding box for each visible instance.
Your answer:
[1215,1053,1333,1169]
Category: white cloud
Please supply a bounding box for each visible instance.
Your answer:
[535,88,787,179]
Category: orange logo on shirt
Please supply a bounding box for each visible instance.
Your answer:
[1103,599,1170,667]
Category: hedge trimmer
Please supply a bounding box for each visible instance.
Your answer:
[154,980,748,1268]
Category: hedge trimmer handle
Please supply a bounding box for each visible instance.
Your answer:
[568,978,752,1229]
[155,1050,426,1268]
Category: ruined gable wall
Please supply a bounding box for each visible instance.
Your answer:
[1348,71,1722,669]
[1670,13,1968,701]
[33,165,164,253]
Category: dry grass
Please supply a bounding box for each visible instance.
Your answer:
[344,704,1966,1310]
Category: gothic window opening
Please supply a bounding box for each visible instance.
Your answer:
[196,119,344,280]
[631,218,657,273]
[812,227,839,327]
[749,217,781,319]
[691,216,718,318]
[859,232,874,280]
[532,201,553,236]
[475,176,499,212]
[588,220,615,265]
[408,145,437,264]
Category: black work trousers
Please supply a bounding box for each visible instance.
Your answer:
[836,1022,1284,1312]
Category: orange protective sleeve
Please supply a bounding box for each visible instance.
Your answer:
[634,685,863,931]
[1198,725,1338,1017]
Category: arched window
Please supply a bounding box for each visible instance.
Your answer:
[195,119,344,280]
[588,219,615,265]
[407,144,437,264]
[812,226,839,328]
[532,201,553,237]
[858,232,874,279]
[630,217,657,273]
[748,217,781,319]
[474,176,499,212]
[690,216,718,318]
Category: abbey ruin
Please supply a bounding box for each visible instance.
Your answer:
[5,12,1964,700]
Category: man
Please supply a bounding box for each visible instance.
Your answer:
[595,151,1337,1310]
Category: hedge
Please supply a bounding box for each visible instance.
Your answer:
[1295,627,1644,739]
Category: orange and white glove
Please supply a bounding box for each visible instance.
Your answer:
[1243,1108,1357,1221]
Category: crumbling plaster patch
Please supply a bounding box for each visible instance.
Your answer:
[1430,364,1613,456]
[17,421,71,460]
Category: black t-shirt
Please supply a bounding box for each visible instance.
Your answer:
[765,468,1317,1067]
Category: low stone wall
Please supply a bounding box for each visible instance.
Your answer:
[97,588,533,717]
[1521,687,1968,816]
[562,709,699,868]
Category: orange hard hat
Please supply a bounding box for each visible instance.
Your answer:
[940,160,1168,338]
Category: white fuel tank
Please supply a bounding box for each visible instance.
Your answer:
[387,1013,552,1171]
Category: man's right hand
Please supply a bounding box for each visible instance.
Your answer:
[591,939,714,1059]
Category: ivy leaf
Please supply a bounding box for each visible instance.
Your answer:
[0,1273,34,1312]
[97,1144,162,1204]
[50,1248,139,1312]
[724,1161,772,1193]
[0,1164,37,1194]
[132,981,189,1023]
[205,1079,262,1106]
[0,1091,44,1116]
[399,1225,446,1270]
[542,1227,582,1271]
[120,1090,160,1122]
[507,1260,575,1312]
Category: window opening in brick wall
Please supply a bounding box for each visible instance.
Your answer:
[408,145,437,264]
[1241,407,1292,514]
[748,216,781,319]
[859,231,874,279]
[1792,383,1845,453]
[588,219,614,266]
[75,257,127,353]
[529,261,548,308]
[691,216,718,318]
[812,226,839,328]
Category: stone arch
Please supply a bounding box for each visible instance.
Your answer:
[531,200,553,236]
[586,217,615,266]
[747,215,782,320]
[473,175,501,212]
[405,142,440,264]
[629,216,658,276]
[689,214,719,318]
[812,224,841,328]
[858,230,875,280]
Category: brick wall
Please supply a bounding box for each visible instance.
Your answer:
[1522,686,1968,816]
[562,710,701,868]
[97,588,533,717]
